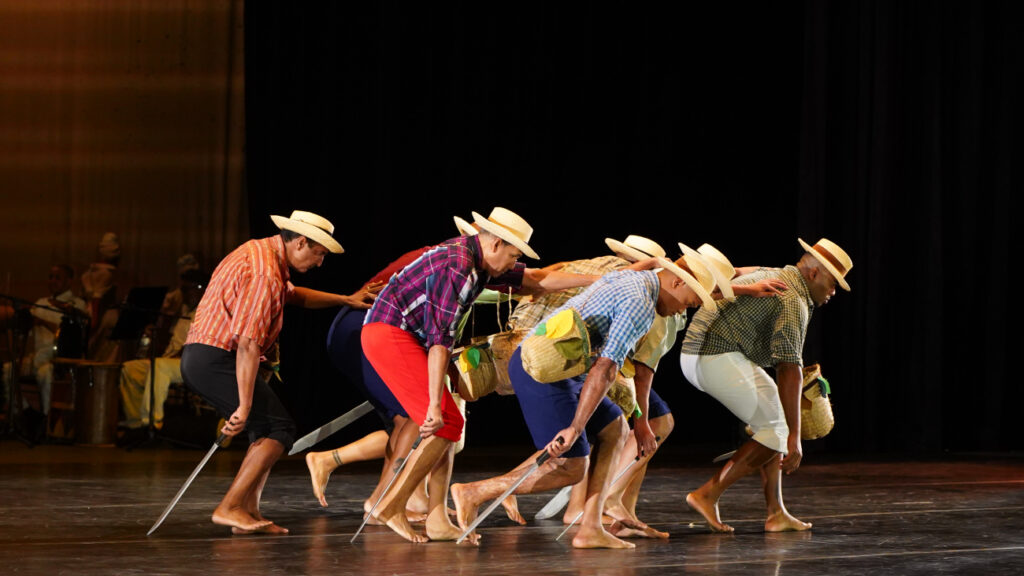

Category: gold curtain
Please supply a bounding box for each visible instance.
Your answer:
[0,0,247,299]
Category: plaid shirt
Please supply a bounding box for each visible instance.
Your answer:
[545,269,660,369]
[186,235,294,355]
[681,265,814,367]
[512,255,686,372]
[365,234,525,349]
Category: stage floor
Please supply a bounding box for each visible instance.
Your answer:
[1,440,1023,575]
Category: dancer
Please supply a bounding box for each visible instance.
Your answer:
[180,210,376,535]
[680,238,852,533]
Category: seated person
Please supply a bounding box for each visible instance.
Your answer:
[27,264,88,416]
[118,269,208,430]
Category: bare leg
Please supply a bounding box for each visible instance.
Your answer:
[306,429,389,507]
[561,470,588,524]
[606,412,673,539]
[761,453,812,532]
[424,443,462,540]
[212,437,281,532]
[571,416,634,549]
[451,451,587,545]
[686,438,777,533]
[373,434,452,543]
[232,465,289,535]
[364,417,415,516]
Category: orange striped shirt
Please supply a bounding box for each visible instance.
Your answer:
[185,235,294,354]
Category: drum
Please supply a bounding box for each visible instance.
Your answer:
[56,359,121,446]
[55,315,87,359]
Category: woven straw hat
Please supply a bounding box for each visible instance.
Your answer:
[471,207,539,259]
[271,210,343,253]
[605,235,666,262]
[656,253,717,309]
[453,216,478,236]
[680,243,736,301]
[798,238,852,291]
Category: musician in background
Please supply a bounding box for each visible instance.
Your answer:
[28,264,88,416]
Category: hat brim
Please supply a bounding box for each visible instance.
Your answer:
[679,243,734,301]
[454,216,479,236]
[605,238,652,263]
[799,238,850,291]
[657,257,716,309]
[271,215,344,253]
[472,211,539,259]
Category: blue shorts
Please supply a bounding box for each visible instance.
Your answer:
[509,347,624,458]
[326,307,408,430]
[646,388,671,419]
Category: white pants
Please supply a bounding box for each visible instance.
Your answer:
[119,357,182,428]
[680,352,789,453]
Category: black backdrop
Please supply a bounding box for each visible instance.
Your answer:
[242,2,1021,456]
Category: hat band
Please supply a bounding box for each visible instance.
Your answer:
[294,218,333,237]
[627,245,657,258]
[812,245,847,275]
[487,217,527,243]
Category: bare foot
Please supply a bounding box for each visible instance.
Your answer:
[305,452,333,508]
[212,507,272,532]
[231,522,290,535]
[686,491,733,533]
[376,509,428,543]
[572,524,636,549]
[406,510,428,523]
[425,508,463,541]
[408,490,430,515]
[562,506,583,525]
[765,510,812,532]
[449,483,482,545]
[501,495,526,525]
[609,520,669,539]
[603,504,647,531]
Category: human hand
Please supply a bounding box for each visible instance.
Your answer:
[420,404,444,438]
[221,406,250,437]
[544,427,577,458]
[782,435,802,474]
[348,283,381,309]
[738,279,788,298]
[633,421,658,458]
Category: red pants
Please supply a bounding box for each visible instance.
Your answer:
[361,322,464,442]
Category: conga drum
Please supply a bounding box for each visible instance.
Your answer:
[61,360,122,446]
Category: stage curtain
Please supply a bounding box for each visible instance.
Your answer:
[0,0,247,299]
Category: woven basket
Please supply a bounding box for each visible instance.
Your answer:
[454,336,498,402]
[520,308,592,383]
[488,330,525,395]
[800,363,834,440]
[607,373,638,416]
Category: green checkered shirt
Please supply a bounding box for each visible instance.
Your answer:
[681,266,814,367]
[510,254,687,371]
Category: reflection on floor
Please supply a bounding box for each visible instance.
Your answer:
[1,440,1023,575]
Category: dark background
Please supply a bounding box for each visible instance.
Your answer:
[241,2,1022,456]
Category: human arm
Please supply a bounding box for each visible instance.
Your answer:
[776,361,803,474]
[222,335,261,437]
[287,284,378,309]
[543,357,618,457]
[632,362,658,457]
[518,268,599,296]
[732,279,788,298]
[420,344,451,438]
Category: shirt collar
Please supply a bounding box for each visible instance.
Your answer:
[783,265,815,313]
[269,235,291,283]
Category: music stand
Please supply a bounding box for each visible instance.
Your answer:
[109,286,176,450]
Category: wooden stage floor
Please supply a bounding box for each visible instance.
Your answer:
[2,440,1023,575]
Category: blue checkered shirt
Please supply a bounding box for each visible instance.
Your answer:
[545,269,660,369]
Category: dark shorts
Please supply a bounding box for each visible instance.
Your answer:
[647,388,671,419]
[326,307,408,431]
[509,347,624,458]
[181,343,296,452]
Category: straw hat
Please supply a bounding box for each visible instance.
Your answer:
[679,243,736,301]
[656,252,717,309]
[271,210,344,253]
[605,235,666,262]
[453,215,478,236]
[471,207,539,259]
[798,238,852,291]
